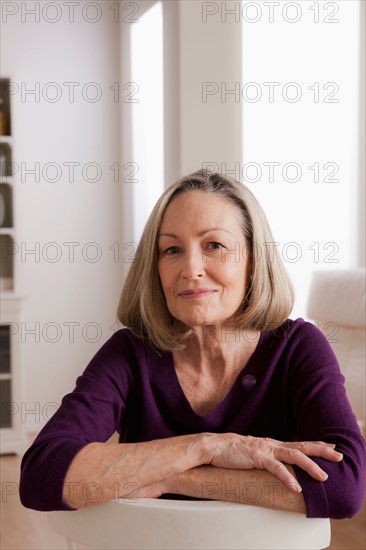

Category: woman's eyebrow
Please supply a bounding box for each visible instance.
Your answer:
[159,228,234,239]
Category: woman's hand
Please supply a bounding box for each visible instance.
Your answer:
[202,433,343,492]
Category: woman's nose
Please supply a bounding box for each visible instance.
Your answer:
[181,248,206,279]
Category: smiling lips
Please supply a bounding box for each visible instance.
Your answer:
[178,289,218,299]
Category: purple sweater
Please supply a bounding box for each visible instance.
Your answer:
[19,318,365,517]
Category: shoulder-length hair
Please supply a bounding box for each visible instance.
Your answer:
[117,169,294,352]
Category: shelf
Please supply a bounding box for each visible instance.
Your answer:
[0,374,11,381]
[0,142,13,178]
[0,232,15,291]
[0,79,12,136]
[0,228,15,236]
[0,292,24,300]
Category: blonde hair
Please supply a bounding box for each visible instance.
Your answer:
[117,169,294,352]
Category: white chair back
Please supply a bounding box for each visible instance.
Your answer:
[307,268,366,432]
[48,497,331,550]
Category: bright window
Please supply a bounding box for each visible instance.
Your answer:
[130,0,164,242]
[241,0,360,318]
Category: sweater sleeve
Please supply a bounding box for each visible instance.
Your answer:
[19,329,135,512]
[288,321,366,519]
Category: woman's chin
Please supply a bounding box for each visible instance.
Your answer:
[177,315,224,329]
[170,307,238,329]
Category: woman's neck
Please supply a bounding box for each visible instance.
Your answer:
[173,323,261,379]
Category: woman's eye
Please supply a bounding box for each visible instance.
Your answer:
[205,242,224,252]
[164,246,180,255]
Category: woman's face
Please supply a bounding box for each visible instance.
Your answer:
[157,191,250,328]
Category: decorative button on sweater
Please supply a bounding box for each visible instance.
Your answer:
[241,374,257,390]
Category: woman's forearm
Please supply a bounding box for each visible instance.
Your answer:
[62,431,339,511]
[62,434,206,509]
[162,465,307,514]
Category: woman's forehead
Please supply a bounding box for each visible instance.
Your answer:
[161,190,243,227]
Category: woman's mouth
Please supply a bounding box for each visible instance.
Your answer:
[178,289,218,299]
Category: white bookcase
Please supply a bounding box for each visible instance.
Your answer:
[0,78,27,455]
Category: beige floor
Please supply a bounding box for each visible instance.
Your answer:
[1,437,365,550]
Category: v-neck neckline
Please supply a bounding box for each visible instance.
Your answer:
[146,330,268,425]
[170,331,265,417]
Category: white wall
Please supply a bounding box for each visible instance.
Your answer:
[178,0,243,174]
[1,1,122,433]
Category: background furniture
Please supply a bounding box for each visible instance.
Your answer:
[307,268,366,434]
[0,78,26,455]
[0,78,14,291]
[48,497,331,550]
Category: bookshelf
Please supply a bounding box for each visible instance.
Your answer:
[0,78,26,454]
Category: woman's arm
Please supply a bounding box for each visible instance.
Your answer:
[61,434,205,509]
[160,464,307,514]
[62,431,342,509]
[287,322,366,518]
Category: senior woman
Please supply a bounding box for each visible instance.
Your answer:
[20,169,365,518]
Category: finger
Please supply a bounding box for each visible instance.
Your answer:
[307,441,337,447]
[262,459,302,493]
[274,447,330,481]
[285,442,343,461]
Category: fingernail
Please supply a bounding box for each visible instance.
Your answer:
[335,452,343,460]
[321,471,328,480]
[288,482,302,493]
